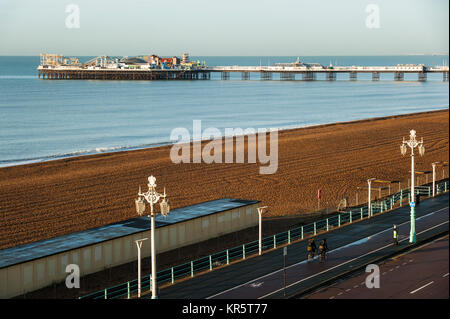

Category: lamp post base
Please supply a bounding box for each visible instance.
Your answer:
[409,206,416,244]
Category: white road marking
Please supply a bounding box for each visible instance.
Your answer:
[353,285,359,289]
[250,282,264,288]
[402,262,407,266]
[206,207,448,299]
[345,288,351,292]
[382,272,387,275]
[337,292,343,296]
[410,281,434,294]
[443,273,449,278]
[329,296,335,299]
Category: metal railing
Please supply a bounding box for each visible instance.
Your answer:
[79,179,448,299]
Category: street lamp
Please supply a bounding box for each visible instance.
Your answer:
[135,238,148,298]
[432,162,440,197]
[135,175,170,299]
[367,178,376,217]
[401,129,425,243]
[257,206,268,256]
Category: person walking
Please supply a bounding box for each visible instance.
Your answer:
[319,238,328,262]
[393,225,399,246]
[307,238,317,260]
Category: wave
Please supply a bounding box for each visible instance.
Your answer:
[0,142,174,167]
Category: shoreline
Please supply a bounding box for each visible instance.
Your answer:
[1,108,448,169]
[0,109,448,249]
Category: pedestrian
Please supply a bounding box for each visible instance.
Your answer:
[393,225,399,246]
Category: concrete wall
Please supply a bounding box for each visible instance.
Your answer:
[0,203,258,298]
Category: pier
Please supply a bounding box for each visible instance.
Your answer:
[37,53,449,83]
[38,65,449,82]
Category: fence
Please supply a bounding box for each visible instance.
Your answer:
[79,179,448,299]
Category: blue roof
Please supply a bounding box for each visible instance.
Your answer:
[0,198,259,269]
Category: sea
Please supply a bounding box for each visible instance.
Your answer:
[0,55,448,167]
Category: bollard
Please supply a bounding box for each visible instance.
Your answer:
[288,230,291,244]
[313,222,317,235]
[326,218,329,231]
[171,267,175,283]
[191,261,194,277]
[445,182,447,192]
[349,211,352,223]
[273,235,277,248]
[127,282,130,299]
[242,245,246,259]
[104,288,107,299]
[301,226,304,239]
[361,207,363,219]
[226,249,229,265]
[209,255,212,271]
[149,274,152,291]
[338,215,341,227]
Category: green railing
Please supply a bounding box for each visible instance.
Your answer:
[79,179,448,299]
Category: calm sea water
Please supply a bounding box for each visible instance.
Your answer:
[0,56,448,167]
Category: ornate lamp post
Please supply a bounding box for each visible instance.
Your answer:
[367,178,376,217]
[401,130,425,243]
[432,162,440,197]
[135,175,170,299]
[257,206,268,255]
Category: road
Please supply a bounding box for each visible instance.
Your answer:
[305,236,449,299]
[152,193,449,299]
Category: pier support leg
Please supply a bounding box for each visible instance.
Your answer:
[221,72,230,80]
[372,72,380,81]
[418,72,427,82]
[326,72,336,81]
[349,72,357,81]
[394,72,404,81]
[303,72,315,81]
[280,72,294,80]
[241,72,250,80]
[444,72,449,82]
[260,71,272,80]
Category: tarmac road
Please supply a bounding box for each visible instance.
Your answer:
[152,193,449,299]
[305,236,449,299]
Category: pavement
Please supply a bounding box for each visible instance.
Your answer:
[150,193,449,299]
[305,236,449,299]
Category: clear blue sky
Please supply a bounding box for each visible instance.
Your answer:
[0,0,448,56]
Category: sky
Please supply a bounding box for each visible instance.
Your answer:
[0,0,448,56]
